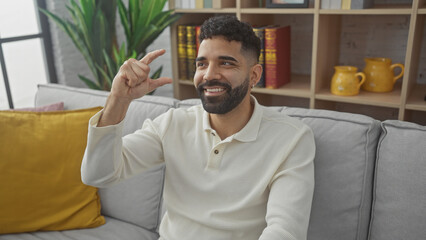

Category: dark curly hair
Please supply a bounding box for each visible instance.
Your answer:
[199,15,260,63]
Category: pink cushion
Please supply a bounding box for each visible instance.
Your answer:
[10,102,64,112]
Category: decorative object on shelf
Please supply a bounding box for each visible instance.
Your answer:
[362,57,404,93]
[331,66,366,96]
[40,0,181,91]
[266,0,309,8]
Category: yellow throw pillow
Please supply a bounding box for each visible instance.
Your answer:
[0,107,105,234]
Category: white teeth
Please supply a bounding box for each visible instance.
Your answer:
[205,88,224,92]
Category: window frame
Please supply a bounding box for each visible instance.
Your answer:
[0,0,57,109]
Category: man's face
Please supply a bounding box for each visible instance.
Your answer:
[194,36,254,114]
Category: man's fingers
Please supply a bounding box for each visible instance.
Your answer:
[140,49,166,65]
[149,77,173,90]
[129,60,149,80]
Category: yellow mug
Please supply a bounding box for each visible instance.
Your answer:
[362,57,404,93]
[331,66,366,96]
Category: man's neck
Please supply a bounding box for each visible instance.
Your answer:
[209,96,254,140]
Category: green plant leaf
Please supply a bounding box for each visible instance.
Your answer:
[71,0,92,57]
[117,0,130,43]
[102,49,116,79]
[138,0,155,28]
[150,66,163,79]
[150,10,173,26]
[152,0,167,17]
[79,0,94,29]
[95,64,112,89]
[131,24,157,53]
[79,75,102,89]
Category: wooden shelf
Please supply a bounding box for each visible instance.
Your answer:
[252,74,311,98]
[406,84,426,111]
[319,8,412,15]
[418,9,426,14]
[169,0,426,124]
[179,80,194,86]
[241,8,315,14]
[315,86,402,109]
[175,8,237,14]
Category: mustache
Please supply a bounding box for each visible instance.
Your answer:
[197,80,231,92]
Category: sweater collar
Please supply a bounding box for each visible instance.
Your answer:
[202,96,263,142]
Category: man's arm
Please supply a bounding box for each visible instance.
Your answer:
[260,125,315,240]
[81,49,172,187]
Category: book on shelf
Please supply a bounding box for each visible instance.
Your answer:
[321,0,373,9]
[196,0,203,8]
[186,25,198,81]
[253,26,266,88]
[177,24,202,81]
[350,0,373,9]
[321,0,342,9]
[264,25,291,89]
[341,0,351,9]
[175,0,196,9]
[204,0,212,8]
[212,0,236,9]
[177,25,188,80]
[195,25,201,55]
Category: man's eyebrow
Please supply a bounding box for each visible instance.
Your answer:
[195,56,239,62]
[218,56,238,62]
[195,56,206,62]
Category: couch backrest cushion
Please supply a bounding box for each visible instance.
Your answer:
[35,84,178,135]
[282,107,382,240]
[369,120,426,240]
[35,84,177,231]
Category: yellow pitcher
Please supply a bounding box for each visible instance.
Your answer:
[362,57,404,92]
[331,66,366,96]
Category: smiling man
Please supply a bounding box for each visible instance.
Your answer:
[81,15,315,240]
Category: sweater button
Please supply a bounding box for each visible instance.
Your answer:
[214,149,219,154]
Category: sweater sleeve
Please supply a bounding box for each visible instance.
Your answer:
[259,125,315,240]
[81,109,166,188]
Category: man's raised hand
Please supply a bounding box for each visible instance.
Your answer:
[98,49,172,127]
[110,49,173,102]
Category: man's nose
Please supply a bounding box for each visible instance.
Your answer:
[203,64,220,81]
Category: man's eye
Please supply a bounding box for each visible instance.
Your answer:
[196,62,205,67]
[222,61,232,66]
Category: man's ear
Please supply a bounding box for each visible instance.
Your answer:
[250,64,263,87]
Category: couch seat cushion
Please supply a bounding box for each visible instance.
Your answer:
[0,216,158,240]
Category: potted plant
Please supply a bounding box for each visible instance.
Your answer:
[40,0,181,91]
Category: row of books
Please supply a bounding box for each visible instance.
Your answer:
[174,0,235,9]
[177,24,291,89]
[321,0,373,9]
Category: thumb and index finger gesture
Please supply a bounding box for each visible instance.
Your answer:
[111,49,173,101]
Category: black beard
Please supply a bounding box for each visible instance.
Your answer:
[196,78,250,114]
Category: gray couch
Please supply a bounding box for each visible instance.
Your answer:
[2,83,425,240]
